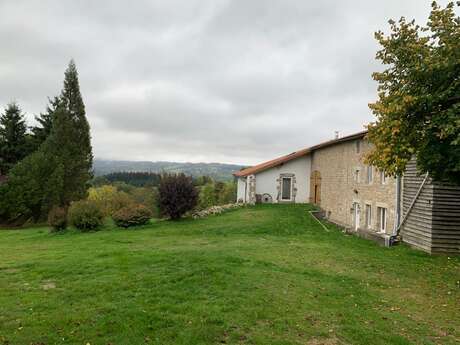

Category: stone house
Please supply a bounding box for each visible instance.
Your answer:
[308,131,399,242]
[234,130,460,254]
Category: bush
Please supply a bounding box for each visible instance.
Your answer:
[47,206,67,231]
[112,204,152,228]
[68,200,104,231]
[88,185,134,216]
[158,173,198,220]
[198,183,216,209]
[197,181,237,210]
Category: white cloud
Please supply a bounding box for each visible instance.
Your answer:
[0,0,441,165]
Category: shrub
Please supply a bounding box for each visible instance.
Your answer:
[112,204,152,228]
[158,173,198,220]
[68,200,104,231]
[198,183,216,210]
[47,206,67,231]
[88,185,134,216]
[197,181,237,210]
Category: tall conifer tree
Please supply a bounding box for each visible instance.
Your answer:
[0,102,29,174]
[1,60,93,222]
[42,59,93,206]
[31,96,61,150]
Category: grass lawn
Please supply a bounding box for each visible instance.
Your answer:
[0,204,459,345]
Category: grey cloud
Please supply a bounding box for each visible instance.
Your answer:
[0,0,438,165]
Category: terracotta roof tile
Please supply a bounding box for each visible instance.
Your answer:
[233,130,367,177]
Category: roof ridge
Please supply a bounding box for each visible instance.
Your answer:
[233,130,367,177]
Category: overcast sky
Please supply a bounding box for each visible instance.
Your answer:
[0,1,443,165]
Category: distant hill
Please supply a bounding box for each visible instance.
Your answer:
[93,159,246,181]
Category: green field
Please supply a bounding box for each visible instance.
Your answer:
[0,204,459,345]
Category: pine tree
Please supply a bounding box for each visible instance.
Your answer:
[0,102,29,174]
[42,60,93,206]
[30,96,61,150]
[0,60,93,223]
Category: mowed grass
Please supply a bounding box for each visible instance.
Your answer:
[0,204,459,345]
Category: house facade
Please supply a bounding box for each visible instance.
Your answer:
[309,132,398,238]
[235,150,311,204]
[234,131,460,254]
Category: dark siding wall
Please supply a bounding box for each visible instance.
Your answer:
[431,184,460,253]
[401,160,434,252]
[402,159,460,254]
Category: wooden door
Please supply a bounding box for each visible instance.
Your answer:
[310,171,321,205]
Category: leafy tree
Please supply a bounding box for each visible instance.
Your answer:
[88,185,134,216]
[219,181,237,204]
[198,183,217,209]
[366,1,460,183]
[158,173,198,219]
[30,96,61,150]
[0,102,29,174]
[0,150,63,222]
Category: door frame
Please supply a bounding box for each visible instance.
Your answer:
[353,202,361,231]
[281,176,293,201]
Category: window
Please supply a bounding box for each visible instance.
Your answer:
[377,207,387,232]
[355,140,361,153]
[281,177,292,200]
[365,204,372,229]
[366,166,373,184]
[380,171,387,184]
[354,169,360,183]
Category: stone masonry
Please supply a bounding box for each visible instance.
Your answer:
[310,138,397,235]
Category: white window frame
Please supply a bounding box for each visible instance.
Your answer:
[380,171,387,185]
[365,204,372,229]
[281,177,293,201]
[377,207,387,233]
[354,168,360,183]
[367,166,373,184]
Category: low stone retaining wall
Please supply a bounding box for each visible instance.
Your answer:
[192,203,243,219]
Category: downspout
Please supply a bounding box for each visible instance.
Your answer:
[244,177,247,203]
[388,175,402,246]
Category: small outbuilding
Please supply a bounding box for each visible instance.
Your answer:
[234,148,312,204]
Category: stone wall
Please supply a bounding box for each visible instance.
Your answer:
[310,138,397,235]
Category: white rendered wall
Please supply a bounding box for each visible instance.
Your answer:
[254,155,311,203]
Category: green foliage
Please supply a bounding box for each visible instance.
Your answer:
[198,180,237,209]
[219,181,237,204]
[112,204,152,228]
[158,173,198,219]
[198,183,217,209]
[47,206,68,232]
[41,60,93,206]
[0,150,63,223]
[0,60,94,224]
[30,96,60,151]
[87,185,134,217]
[104,171,161,187]
[68,200,104,231]
[0,102,30,174]
[367,1,460,183]
[129,186,158,217]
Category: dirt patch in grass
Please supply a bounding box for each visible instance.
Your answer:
[307,337,342,345]
[42,281,56,290]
